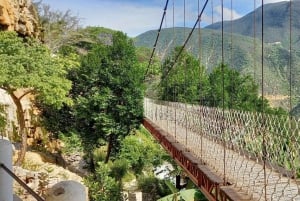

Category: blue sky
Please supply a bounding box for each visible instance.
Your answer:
[41,0,286,37]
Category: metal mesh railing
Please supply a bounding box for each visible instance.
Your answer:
[144,98,300,200]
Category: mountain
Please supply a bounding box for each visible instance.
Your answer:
[134,1,300,112]
[206,1,300,48]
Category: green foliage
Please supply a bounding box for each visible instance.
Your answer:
[68,31,144,161]
[207,64,260,111]
[119,129,166,175]
[85,162,122,201]
[158,47,288,115]
[0,31,73,163]
[137,175,172,199]
[58,131,83,154]
[109,159,129,181]
[93,146,107,163]
[136,46,161,76]
[38,103,74,137]
[136,25,300,109]
[157,189,208,201]
[160,47,209,103]
[0,31,72,108]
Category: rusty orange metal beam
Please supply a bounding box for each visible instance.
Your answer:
[143,118,246,201]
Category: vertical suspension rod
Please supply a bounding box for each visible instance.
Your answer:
[261,0,267,200]
[221,0,226,185]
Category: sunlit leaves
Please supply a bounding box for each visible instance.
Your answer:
[0,31,72,108]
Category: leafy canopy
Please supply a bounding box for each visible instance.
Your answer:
[69,31,144,159]
[159,46,287,114]
[0,31,72,108]
[160,47,209,103]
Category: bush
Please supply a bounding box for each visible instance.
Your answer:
[110,159,129,181]
[138,176,172,199]
[85,162,122,201]
[58,131,83,154]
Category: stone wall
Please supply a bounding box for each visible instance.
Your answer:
[0,0,40,38]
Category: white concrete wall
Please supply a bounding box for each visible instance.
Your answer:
[0,139,13,201]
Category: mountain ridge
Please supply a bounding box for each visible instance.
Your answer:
[134,1,300,112]
[205,1,300,47]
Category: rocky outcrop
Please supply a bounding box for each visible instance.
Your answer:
[0,0,40,38]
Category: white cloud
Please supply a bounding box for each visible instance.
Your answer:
[264,0,288,3]
[214,5,243,21]
[200,6,243,25]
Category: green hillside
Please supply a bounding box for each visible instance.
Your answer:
[206,1,300,48]
[136,28,299,100]
[134,1,300,112]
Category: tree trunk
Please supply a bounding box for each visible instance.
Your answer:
[10,93,27,166]
[105,135,113,163]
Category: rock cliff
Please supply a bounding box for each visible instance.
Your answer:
[0,0,40,38]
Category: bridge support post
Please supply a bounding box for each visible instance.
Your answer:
[0,139,13,201]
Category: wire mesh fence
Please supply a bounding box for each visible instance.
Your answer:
[144,98,300,201]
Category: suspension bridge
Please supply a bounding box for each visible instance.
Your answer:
[143,98,300,201]
[142,0,300,200]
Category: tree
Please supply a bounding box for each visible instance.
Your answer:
[0,31,72,165]
[118,128,166,175]
[206,64,288,115]
[160,47,209,103]
[207,64,259,110]
[71,31,144,166]
[85,162,122,201]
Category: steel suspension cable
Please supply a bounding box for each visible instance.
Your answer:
[183,0,188,149]
[160,0,209,81]
[261,0,267,200]
[253,0,257,80]
[198,0,203,161]
[221,0,227,185]
[229,0,234,109]
[144,0,169,80]
[172,0,177,141]
[288,2,299,200]
[289,0,292,114]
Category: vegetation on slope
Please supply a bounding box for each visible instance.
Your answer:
[206,1,300,48]
[0,31,72,164]
[1,1,300,200]
[159,47,287,115]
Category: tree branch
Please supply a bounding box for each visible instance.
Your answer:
[19,88,34,100]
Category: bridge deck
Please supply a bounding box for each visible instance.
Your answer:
[144,99,300,201]
[145,118,300,201]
